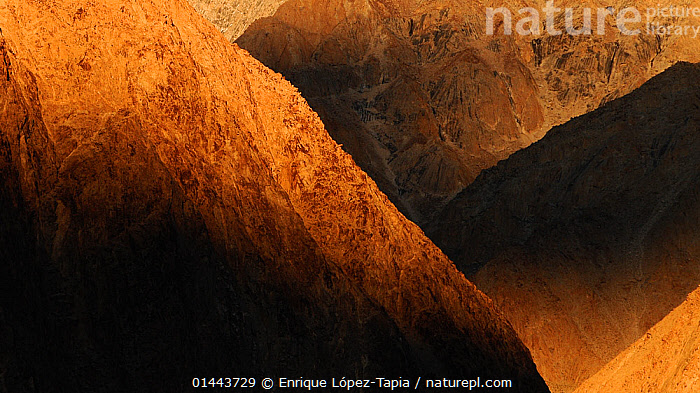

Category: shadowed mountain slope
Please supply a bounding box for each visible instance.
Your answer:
[427,61,700,392]
[205,0,700,223]
[235,0,544,222]
[573,285,700,393]
[189,1,700,390]
[0,0,549,392]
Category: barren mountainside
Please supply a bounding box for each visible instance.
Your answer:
[186,2,700,391]
[427,62,700,392]
[0,0,549,391]
[236,0,545,222]
[573,285,700,393]
[191,0,700,223]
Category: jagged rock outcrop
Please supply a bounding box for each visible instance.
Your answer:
[427,62,700,392]
[0,0,549,392]
[573,285,700,393]
[223,0,700,223]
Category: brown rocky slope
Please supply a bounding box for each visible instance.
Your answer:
[0,0,549,392]
[212,0,700,223]
[234,0,545,223]
[427,62,700,392]
[573,285,700,393]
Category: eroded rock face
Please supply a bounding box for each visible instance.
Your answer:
[227,0,700,223]
[427,62,700,392]
[234,0,545,223]
[188,0,286,41]
[192,1,700,391]
[573,285,700,393]
[524,0,700,132]
[0,0,549,391]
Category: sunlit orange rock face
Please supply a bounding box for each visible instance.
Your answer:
[0,0,550,391]
[189,2,699,392]
[573,285,700,393]
[427,62,700,393]
[192,0,700,223]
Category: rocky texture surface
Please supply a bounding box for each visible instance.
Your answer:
[427,62,700,392]
[0,0,549,392]
[223,0,700,223]
[235,0,544,223]
[573,285,700,393]
[525,0,700,131]
[192,2,700,390]
[188,0,286,41]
